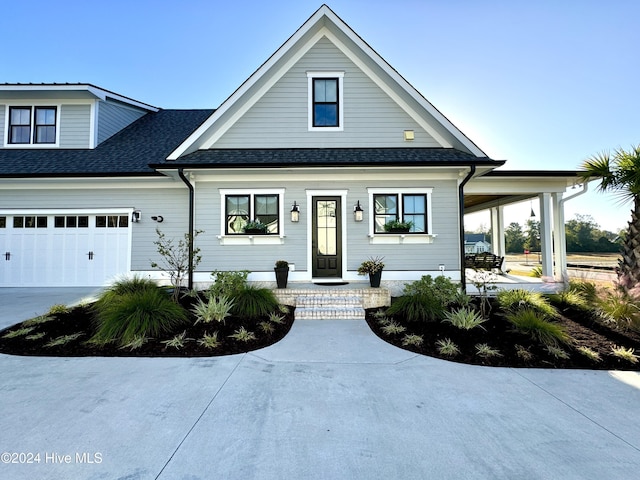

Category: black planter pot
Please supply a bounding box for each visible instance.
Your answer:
[274,267,289,288]
[369,269,382,288]
[387,227,410,233]
[244,228,267,234]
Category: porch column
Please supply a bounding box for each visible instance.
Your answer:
[552,192,568,282]
[490,206,505,256]
[539,193,553,278]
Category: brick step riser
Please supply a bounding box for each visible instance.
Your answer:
[294,294,365,320]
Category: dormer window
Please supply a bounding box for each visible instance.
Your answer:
[8,106,57,144]
[307,71,344,131]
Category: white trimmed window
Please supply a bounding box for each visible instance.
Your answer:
[220,189,285,235]
[307,71,344,131]
[368,188,433,235]
[7,106,58,145]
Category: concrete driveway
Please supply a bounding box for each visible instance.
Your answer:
[1,289,640,479]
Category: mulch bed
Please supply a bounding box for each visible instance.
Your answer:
[0,302,294,358]
[365,300,640,370]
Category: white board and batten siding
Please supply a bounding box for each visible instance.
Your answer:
[213,37,442,149]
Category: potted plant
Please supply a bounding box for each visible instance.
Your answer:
[357,256,385,288]
[383,219,414,233]
[274,260,289,288]
[243,220,268,234]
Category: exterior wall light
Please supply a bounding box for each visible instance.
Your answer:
[132,210,141,223]
[354,200,364,222]
[290,201,300,222]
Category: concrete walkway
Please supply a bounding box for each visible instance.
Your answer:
[1,290,640,479]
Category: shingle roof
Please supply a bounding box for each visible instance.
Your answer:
[0,109,213,177]
[153,148,504,169]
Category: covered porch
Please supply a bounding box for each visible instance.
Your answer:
[464,170,587,285]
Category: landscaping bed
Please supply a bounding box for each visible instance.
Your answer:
[366,298,640,370]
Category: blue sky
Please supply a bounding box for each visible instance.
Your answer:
[5,0,639,232]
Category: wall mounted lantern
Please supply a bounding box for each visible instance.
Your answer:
[290,201,300,222]
[354,200,364,222]
[132,210,142,223]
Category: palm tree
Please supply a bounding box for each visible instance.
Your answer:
[580,145,640,287]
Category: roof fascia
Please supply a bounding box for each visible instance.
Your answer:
[167,6,331,160]
[0,84,158,112]
[319,8,486,157]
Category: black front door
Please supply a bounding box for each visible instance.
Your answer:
[312,197,342,278]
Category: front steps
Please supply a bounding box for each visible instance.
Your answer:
[295,294,365,320]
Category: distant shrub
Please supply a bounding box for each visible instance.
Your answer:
[595,288,640,332]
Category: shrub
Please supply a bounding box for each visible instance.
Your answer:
[530,265,543,278]
[402,275,460,305]
[23,314,54,327]
[577,346,601,362]
[198,331,221,349]
[92,283,187,345]
[505,309,571,346]
[48,304,70,315]
[387,275,461,323]
[545,345,570,359]
[547,290,590,311]
[443,308,486,330]
[2,327,35,339]
[436,338,460,356]
[259,321,275,335]
[45,333,83,348]
[162,331,189,350]
[595,288,640,331]
[515,344,534,361]
[192,295,234,324]
[268,312,285,324]
[381,322,406,335]
[568,280,598,304]
[475,343,502,358]
[229,327,256,342]
[120,335,149,351]
[497,289,558,318]
[401,334,424,347]
[611,346,639,364]
[231,285,279,320]
[209,270,249,299]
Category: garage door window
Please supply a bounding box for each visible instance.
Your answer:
[55,216,89,228]
[13,216,47,228]
[0,217,5,228]
[96,215,129,228]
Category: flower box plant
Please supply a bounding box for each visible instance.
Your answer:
[243,220,268,234]
[383,220,414,233]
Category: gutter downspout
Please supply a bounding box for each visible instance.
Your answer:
[178,168,194,290]
[459,165,476,293]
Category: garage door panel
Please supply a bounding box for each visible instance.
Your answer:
[0,213,130,287]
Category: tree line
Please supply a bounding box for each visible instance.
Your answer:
[470,214,621,253]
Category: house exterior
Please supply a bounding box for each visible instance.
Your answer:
[464,234,491,254]
[0,5,581,288]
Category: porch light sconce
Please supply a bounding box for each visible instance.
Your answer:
[354,200,364,222]
[151,216,164,223]
[290,201,300,222]
[132,210,141,223]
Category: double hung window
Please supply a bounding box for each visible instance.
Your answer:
[307,72,344,131]
[8,106,57,144]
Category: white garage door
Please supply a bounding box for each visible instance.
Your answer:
[0,212,131,286]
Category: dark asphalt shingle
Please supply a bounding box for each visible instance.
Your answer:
[152,147,503,168]
[0,109,214,177]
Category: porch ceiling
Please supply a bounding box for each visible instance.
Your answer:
[464,170,585,213]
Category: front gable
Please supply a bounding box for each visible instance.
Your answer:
[213,37,441,149]
[169,5,487,160]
